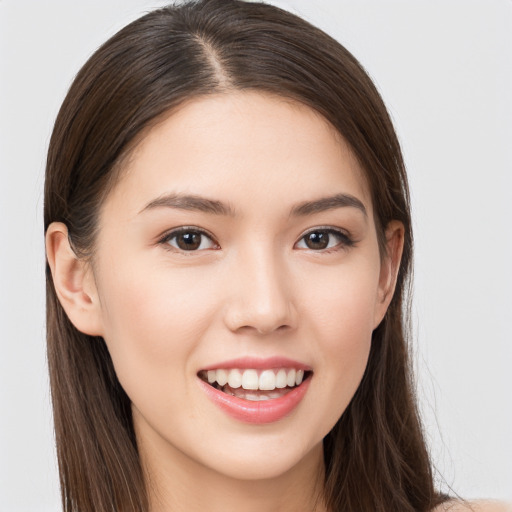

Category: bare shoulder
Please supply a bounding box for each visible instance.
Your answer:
[434,500,512,512]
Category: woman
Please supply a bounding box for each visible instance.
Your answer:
[43,1,508,511]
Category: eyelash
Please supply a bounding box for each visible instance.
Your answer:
[157,226,355,253]
[296,227,356,253]
[158,227,220,253]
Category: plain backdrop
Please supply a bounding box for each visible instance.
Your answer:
[1,1,511,510]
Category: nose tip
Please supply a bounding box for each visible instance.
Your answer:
[254,321,291,336]
[226,298,296,336]
[223,255,297,336]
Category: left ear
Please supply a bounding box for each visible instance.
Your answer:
[373,220,405,328]
[45,222,104,336]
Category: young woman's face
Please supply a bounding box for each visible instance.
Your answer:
[90,92,396,482]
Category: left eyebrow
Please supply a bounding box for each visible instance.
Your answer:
[139,193,236,216]
[290,193,368,217]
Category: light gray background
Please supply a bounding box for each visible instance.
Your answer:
[1,1,511,510]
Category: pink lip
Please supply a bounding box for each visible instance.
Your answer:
[200,356,312,372]
[198,373,311,425]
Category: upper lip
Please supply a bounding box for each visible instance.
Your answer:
[200,356,312,372]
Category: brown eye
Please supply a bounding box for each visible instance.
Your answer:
[304,231,330,250]
[164,229,217,251]
[175,232,202,250]
[295,229,353,251]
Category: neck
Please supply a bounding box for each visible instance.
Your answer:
[139,433,328,512]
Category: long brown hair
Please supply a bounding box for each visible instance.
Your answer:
[44,1,448,510]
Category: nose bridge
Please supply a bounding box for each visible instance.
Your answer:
[225,241,296,335]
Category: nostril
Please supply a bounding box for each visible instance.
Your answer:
[254,323,291,336]
[223,276,298,334]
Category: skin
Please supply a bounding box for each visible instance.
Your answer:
[436,502,512,512]
[47,91,420,511]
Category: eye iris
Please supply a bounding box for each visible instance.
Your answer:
[305,231,329,250]
[176,232,202,250]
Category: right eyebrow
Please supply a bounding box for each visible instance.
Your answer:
[290,193,368,218]
[138,193,236,216]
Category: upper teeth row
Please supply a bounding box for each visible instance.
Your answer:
[206,368,305,391]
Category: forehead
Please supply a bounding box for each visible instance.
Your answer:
[103,91,372,219]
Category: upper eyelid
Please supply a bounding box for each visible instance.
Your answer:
[294,226,356,251]
[158,226,217,243]
[298,225,352,239]
[156,225,353,247]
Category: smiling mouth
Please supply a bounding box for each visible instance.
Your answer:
[198,368,312,402]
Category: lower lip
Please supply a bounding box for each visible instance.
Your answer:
[198,376,311,424]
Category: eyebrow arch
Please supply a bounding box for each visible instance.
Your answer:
[139,193,235,216]
[140,192,366,218]
[291,193,367,217]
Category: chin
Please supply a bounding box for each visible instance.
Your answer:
[201,439,323,482]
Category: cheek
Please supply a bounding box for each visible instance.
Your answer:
[301,257,380,346]
[298,258,379,417]
[95,261,219,402]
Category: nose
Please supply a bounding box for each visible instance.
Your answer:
[223,247,298,336]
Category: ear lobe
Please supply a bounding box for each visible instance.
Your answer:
[45,222,103,336]
[374,220,405,328]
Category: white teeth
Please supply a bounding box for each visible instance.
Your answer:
[227,369,242,388]
[275,369,287,389]
[244,392,271,401]
[286,369,296,387]
[259,370,276,390]
[241,369,259,390]
[216,369,228,386]
[203,367,308,391]
[224,386,290,401]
